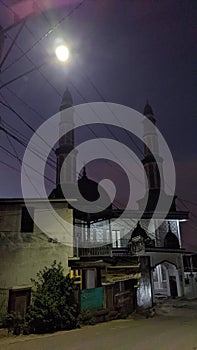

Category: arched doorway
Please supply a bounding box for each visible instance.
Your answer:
[153,261,181,298]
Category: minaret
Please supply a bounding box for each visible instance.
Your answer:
[55,88,77,185]
[142,101,164,191]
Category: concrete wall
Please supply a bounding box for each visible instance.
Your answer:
[0,201,73,316]
[184,272,197,299]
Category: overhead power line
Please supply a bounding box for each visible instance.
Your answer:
[0,20,25,69]
[1,130,72,238]
[79,73,197,223]
[67,78,145,186]
[1,26,62,98]
[0,91,56,165]
[0,124,56,170]
[6,130,55,193]
[0,62,45,90]
[0,0,195,221]
[0,137,55,185]
[0,99,56,153]
[4,85,46,122]
[0,158,21,173]
[0,0,144,188]
[0,0,37,35]
[83,72,144,157]
[1,0,86,74]
[1,118,55,165]
[178,197,197,208]
[177,197,197,221]
[1,77,195,221]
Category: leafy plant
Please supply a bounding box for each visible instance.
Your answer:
[4,312,24,335]
[78,310,96,326]
[26,261,79,334]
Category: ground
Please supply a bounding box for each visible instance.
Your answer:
[0,299,197,350]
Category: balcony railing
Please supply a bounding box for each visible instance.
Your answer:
[77,245,112,257]
[74,238,131,257]
[74,237,184,257]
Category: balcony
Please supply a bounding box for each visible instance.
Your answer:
[74,237,184,258]
[74,239,130,257]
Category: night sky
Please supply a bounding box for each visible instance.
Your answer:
[0,0,196,250]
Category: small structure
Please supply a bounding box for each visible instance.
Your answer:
[0,198,74,319]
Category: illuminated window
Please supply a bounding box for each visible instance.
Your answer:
[112,230,121,248]
[161,265,167,281]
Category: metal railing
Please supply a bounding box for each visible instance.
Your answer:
[78,245,112,257]
[75,239,130,257]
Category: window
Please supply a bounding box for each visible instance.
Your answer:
[85,269,96,289]
[20,207,34,232]
[161,265,166,281]
[153,269,158,282]
[112,230,121,248]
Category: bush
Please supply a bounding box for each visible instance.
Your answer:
[4,312,23,335]
[26,261,79,334]
[78,310,96,326]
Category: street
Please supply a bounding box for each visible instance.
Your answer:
[0,299,197,350]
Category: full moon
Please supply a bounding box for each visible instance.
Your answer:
[55,45,70,62]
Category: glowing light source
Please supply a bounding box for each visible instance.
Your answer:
[55,45,69,62]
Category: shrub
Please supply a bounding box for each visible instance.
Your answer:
[4,312,26,335]
[78,310,96,326]
[26,261,78,334]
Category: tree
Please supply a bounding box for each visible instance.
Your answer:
[27,261,78,334]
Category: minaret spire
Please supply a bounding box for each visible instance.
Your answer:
[143,100,156,124]
[142,101,164,191]
[82,165,87,178]
[143,100,153,115]
[55,87,77,185]
[59,88,73,111]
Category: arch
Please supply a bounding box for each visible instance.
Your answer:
[152,260,182,298]
[153,259,178,269]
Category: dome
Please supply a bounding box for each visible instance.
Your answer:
[49,167,112,213]
[77,167,112,212]
[78,167,100,202]
[131,222,148,239]
[164,224,180,249]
